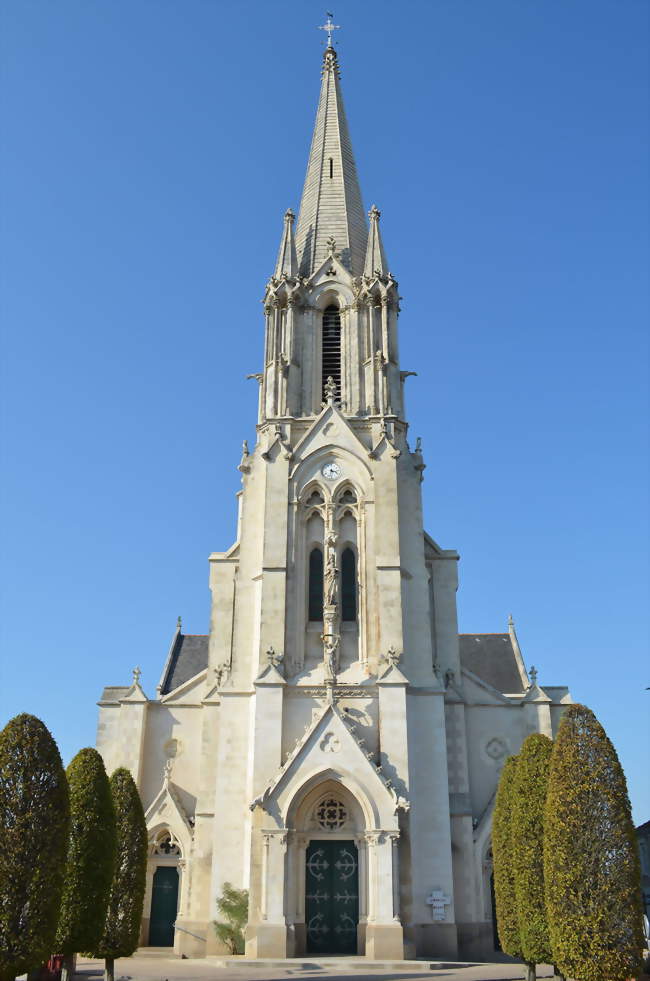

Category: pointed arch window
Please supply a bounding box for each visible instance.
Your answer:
[341,547,357,622]
[308,547,324,621]
[322,304,341,401]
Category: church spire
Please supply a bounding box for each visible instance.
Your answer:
[274,208,298,278]
[295,46,367,278]
[363,205,388,278]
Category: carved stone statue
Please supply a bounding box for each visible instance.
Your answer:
[323,635,339,681]
[324,550,339,606]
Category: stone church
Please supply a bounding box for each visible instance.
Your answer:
[96,38,573,961]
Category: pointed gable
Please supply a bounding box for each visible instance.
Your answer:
[295,47,367,278]
[251,700,405,824]
[291,404,370,465]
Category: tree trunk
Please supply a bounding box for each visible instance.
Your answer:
[104,957,115,981]
[525,964,536,981]
[61,954,75,981]
[553,968,566,981]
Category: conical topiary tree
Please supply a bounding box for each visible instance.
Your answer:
[511,733,554,980]
[55,749,117,981]
[90,768,148,981]
[492,754,522,958]
[544,704,643,981]
[0,714,70,981]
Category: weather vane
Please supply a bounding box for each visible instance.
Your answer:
[317,12,341,46]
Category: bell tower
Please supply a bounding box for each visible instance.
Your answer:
[207,37,461,961]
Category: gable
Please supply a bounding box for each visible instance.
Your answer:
[251,701,403,830]
[291,405,370,467]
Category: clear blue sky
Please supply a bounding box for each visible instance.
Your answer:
[1,1,648,821]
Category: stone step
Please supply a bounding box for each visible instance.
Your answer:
[133,948,179,958]
[208,956,475,971]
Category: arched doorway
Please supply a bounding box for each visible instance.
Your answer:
[305,797,359,954]
[147,830,181,947]
[285,779,371,956]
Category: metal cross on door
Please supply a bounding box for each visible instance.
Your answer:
[305,840,359,954]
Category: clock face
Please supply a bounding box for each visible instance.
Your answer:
[321,462,341,481]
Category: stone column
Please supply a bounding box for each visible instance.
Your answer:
[364,832,404,958]
[246,830,288,957]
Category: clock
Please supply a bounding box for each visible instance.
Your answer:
[321,462,341,481]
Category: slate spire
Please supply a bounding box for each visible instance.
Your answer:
[295,46,367,278]
[274,208,298,278]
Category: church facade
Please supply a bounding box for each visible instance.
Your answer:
[96,42,572,961]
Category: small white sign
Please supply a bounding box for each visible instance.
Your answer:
[426,889,451,921]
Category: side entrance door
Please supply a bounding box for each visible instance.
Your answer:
[305,840,358,954]
[149,866,179,946]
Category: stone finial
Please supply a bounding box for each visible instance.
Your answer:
[368,204,381,222]
[284,207,295,224]
[385,645,402,668]
[326,236,340,259]
[529,665,538,686]
[163,758,173,785]
[415,436,422,452]
[132,666,141,686]
[266,646,284,669]
[508,613,514,628]
[176,616,182,631]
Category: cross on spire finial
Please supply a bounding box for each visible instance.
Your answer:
[317,12,340,47]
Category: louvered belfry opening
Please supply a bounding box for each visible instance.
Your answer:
[322,304,341,401]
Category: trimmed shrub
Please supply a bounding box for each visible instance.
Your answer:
[544,704,643,981]
[213,883,248,954]
[90,768,147,981]
[55,749,116,968]
[492,754,521,958]
[0,714,70,981]
[512,733,554,970]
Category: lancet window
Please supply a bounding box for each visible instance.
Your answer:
[308,547,324,621]
[322,304,341,400]
[341,547,357,621]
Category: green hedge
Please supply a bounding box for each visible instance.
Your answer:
[0,714,70,980]
[55,748,116,956]
[544,704,643,981]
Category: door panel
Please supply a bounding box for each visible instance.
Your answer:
[305,840,358,954]
[149,866,179,946]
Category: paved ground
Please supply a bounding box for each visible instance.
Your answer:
[74,955,556,981]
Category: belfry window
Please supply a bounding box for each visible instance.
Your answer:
[308,547,324,621]
[322,304,341,401]
[341,547,356,621]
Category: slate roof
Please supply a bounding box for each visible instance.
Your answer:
[160,633,209,695]
[99,686,129,704]
[458,633,526,694]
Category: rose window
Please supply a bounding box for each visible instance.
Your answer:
[315,798,347,830]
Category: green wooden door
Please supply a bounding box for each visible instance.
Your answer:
[305,840,358,954]
[149,866,179,946]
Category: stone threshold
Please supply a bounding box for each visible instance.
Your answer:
[208,957,476,971]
